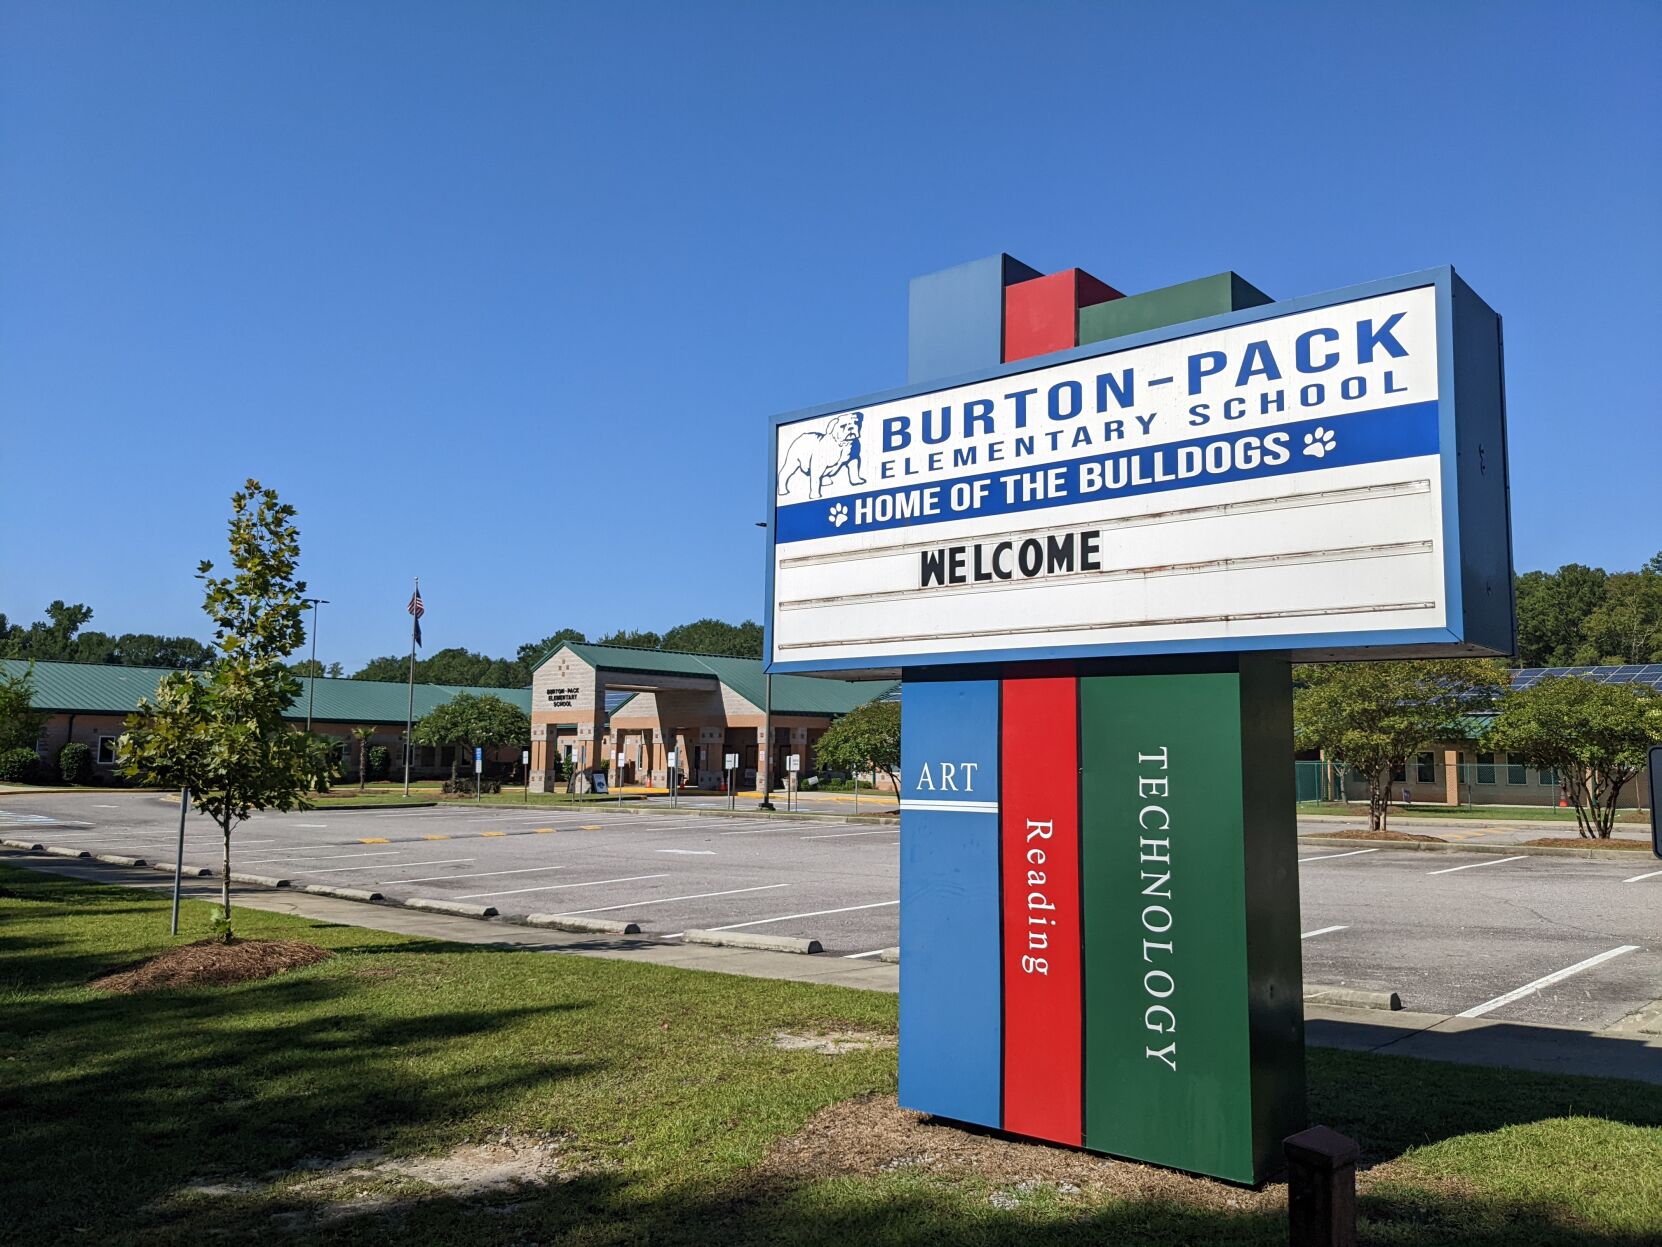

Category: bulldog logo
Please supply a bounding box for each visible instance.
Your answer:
[777,411,867,501]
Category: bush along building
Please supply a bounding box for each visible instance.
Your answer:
[1,658,532,783]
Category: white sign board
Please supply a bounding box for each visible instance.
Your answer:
[615,752,626,769]
[787,754,801,773]
[766,269,1511,672]
[473,747,483,774]
[521,749,530,766]
[724,752,739,770]
[667,750,678,768]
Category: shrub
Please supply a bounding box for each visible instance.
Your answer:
[0,747,42,784]
[367,746,391,781]
[443,777,502,795]
[57,742,93,785]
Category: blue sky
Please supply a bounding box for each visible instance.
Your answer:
[3,1,1658,671]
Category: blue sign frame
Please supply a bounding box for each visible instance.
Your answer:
[763,265,1513,675]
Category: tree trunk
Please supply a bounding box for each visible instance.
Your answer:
[221,818,233,942]
[358,734,368,792]
[1368,771,1388,831]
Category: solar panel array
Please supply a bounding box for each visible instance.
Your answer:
[1511,665,1662,690]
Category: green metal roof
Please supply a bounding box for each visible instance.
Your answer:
[1,658,530,725]
[549,643,896,716]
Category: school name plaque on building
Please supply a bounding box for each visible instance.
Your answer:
[767,268,1511,674]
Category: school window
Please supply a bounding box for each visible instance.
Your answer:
[96,736,119,765]
[1475,752,1496,784]
[1415,752,1436,784]
[1537,767,1557,787]
[1505,755,1527,785]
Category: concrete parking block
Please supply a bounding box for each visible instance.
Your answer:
[1305,985,1403,1011]
[2,839,45,851]
[230,872,291,888]
[524,914,642,935]
[684,929,823,955]
[94,854,148,867]
[877,947,900,964]
[44,846,90,859]
[404,897,498,919]
[301,884,383,902]
[151,861,212,877]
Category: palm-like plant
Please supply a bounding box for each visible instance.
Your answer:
[352,725,376,792]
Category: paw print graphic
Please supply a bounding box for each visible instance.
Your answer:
[1302,426,1337,459]
[828,502,849,528]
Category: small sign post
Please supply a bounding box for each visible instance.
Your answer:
[668,749,678,808]
[474,746,483,802]
[725,752,739,810]
[616,751,626,805]
[521,748,530,802]
[787,753,801,813]
[1650,745,1661,860]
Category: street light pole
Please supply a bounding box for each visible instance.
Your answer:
[755,522,775,811]
[303,597,330,733]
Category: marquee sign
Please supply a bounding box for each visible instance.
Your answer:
[766,267,1511,673]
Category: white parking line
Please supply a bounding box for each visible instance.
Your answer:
[553,882,789,917]
[657,849,715,855]
[1457,945,1641,1019]
[391,865,568,884]
[719,827,779,836]
[1428,855,1527,876]
[801,829,899,840]
[294,823,328,828]
[843,948,890,959]
[454,873,671,901]
[1300,925,1349,939]
[703,899,899,933]
[311,858,470,874]
[1623,869,1662,884]
[1298,849,1379,863]
[239,849,400,863]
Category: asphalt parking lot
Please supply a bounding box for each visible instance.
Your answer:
[4,793,1658,1029]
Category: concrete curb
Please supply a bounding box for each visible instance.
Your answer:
[1305,985,1402,1011]
[878,947,900,964]
[403,897,498,919]
[94,853,148,867]
[523,914,642,935]
[301,884,383,902]
[43,845,90,859]
[230,872,291,888]
[1302,835,1654,860]
[1607,1000,1662,1037]
[683,929,822,955]
[2,838,45,851]
[150,861,211,877]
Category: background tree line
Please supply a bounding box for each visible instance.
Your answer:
[1516,552,1662,666]
[1,602,763,687]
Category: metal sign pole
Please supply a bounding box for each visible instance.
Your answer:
[170,787,188,936]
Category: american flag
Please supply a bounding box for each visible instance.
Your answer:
[408,582,424,647]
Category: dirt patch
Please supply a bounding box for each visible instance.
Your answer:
[91,939,332,994]
[1305,829,1446,843]
[760,1094,1279,1212]
[1521,836,1649,850]
[771,1030,896,1055]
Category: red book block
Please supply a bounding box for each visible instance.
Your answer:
[1003,269,1122,362]
[1000,672,1082,1146]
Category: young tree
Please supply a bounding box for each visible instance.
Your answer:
[120,481,320,940]
[412,692,530,783]
[813,700,901,792]
[351,725,376,792]
[0,662,48,753]
[1486,677,1662,839]
[1293,659,1511,830]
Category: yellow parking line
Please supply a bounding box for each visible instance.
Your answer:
[579,824,603,831]
[533,827,557,834]
[481,831,507,837]
[358,837,390,844]
[422,834,450,841]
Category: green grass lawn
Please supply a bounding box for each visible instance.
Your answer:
[1298,801,1648,824]
[2,863,1658,1245]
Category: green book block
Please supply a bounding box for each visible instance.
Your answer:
[1077,272,1272,346]
[1080,656,1304,1184]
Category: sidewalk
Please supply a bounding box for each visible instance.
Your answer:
[7,847,1660,1086]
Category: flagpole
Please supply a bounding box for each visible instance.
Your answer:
[403,578,418,796]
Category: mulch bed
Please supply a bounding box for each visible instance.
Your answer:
[91,939,332,994]
[760,1093,1280,1210]
[1521,837,1650,850]
[1304,829,1445,843]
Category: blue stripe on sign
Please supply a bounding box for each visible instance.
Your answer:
[899,679,1001,1129]
[778,400,1438,544]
